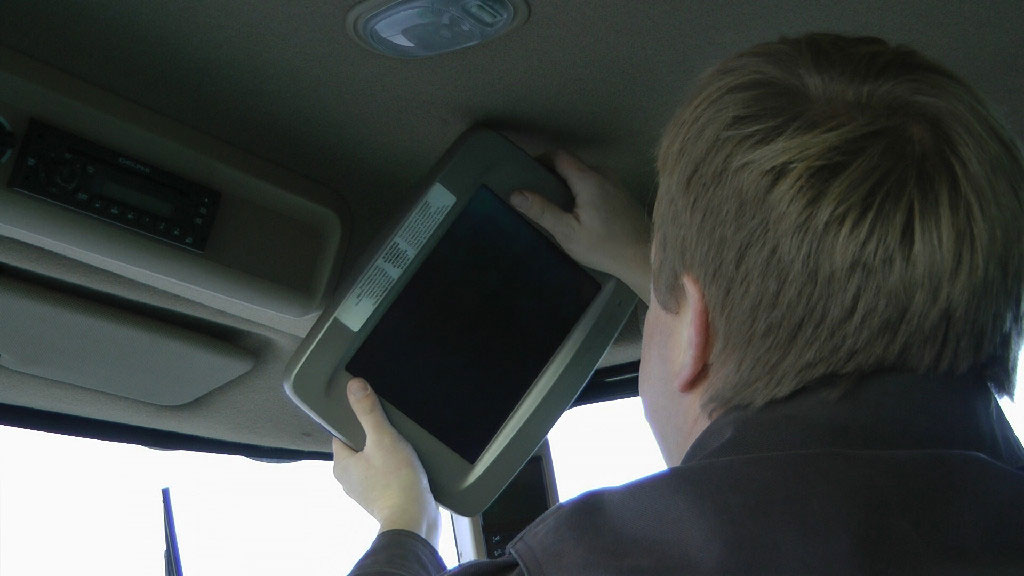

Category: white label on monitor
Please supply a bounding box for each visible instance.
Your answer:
[335,183,457,332]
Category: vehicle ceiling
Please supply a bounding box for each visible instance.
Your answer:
[1,1,1021,456]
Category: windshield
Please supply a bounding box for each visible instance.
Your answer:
[0,424,460,575]
[2,352,1022,575]
[0,396,661,575]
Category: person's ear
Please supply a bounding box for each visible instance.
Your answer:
[676,274,710,394]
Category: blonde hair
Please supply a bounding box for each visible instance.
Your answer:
[654,34,1024,413]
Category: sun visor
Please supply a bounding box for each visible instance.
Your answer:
[0,273,255,405]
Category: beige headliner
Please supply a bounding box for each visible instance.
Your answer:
[0,0,1021,453]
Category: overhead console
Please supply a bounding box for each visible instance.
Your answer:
[0,47,348,336]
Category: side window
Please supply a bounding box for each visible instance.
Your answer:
[547,345,1024,503]
[546,397,666,502]
[998,345,1024,440]
[1000,396,1023,440]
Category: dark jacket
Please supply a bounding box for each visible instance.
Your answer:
[349,372,1024,575]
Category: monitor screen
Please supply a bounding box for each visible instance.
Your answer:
[347,186,600,462]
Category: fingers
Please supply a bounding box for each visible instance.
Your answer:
[346,378,394,443]
[510,189,575,246]
[551,150,597,194]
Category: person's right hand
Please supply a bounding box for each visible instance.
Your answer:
[510,152,652,302]
[332,378,441,549]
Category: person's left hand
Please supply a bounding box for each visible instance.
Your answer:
[332,378,441,549]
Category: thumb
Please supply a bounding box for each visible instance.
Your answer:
[510,190,575,246]
[347,378,392,441]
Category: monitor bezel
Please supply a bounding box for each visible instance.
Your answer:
[285,128,636,516]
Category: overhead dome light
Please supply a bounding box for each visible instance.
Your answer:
[347,0,529,58]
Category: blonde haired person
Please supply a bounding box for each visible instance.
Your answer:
[334,34,1024,575]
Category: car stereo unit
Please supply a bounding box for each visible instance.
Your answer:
[7,119,219,252]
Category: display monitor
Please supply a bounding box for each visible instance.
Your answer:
[285,128,636,516]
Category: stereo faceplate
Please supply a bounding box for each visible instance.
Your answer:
[8,120,219,251]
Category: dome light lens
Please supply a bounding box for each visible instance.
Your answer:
[349,0,527,58]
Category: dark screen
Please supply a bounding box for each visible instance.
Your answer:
[101,178,177,218]
[347,187,600,462]
[481,456,550,531]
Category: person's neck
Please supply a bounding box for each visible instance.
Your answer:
[665,385,714,466]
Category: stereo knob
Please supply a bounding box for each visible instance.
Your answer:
[0,118,14,164]
[54,161,82,189]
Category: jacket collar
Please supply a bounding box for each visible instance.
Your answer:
[682,371,1024,470]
